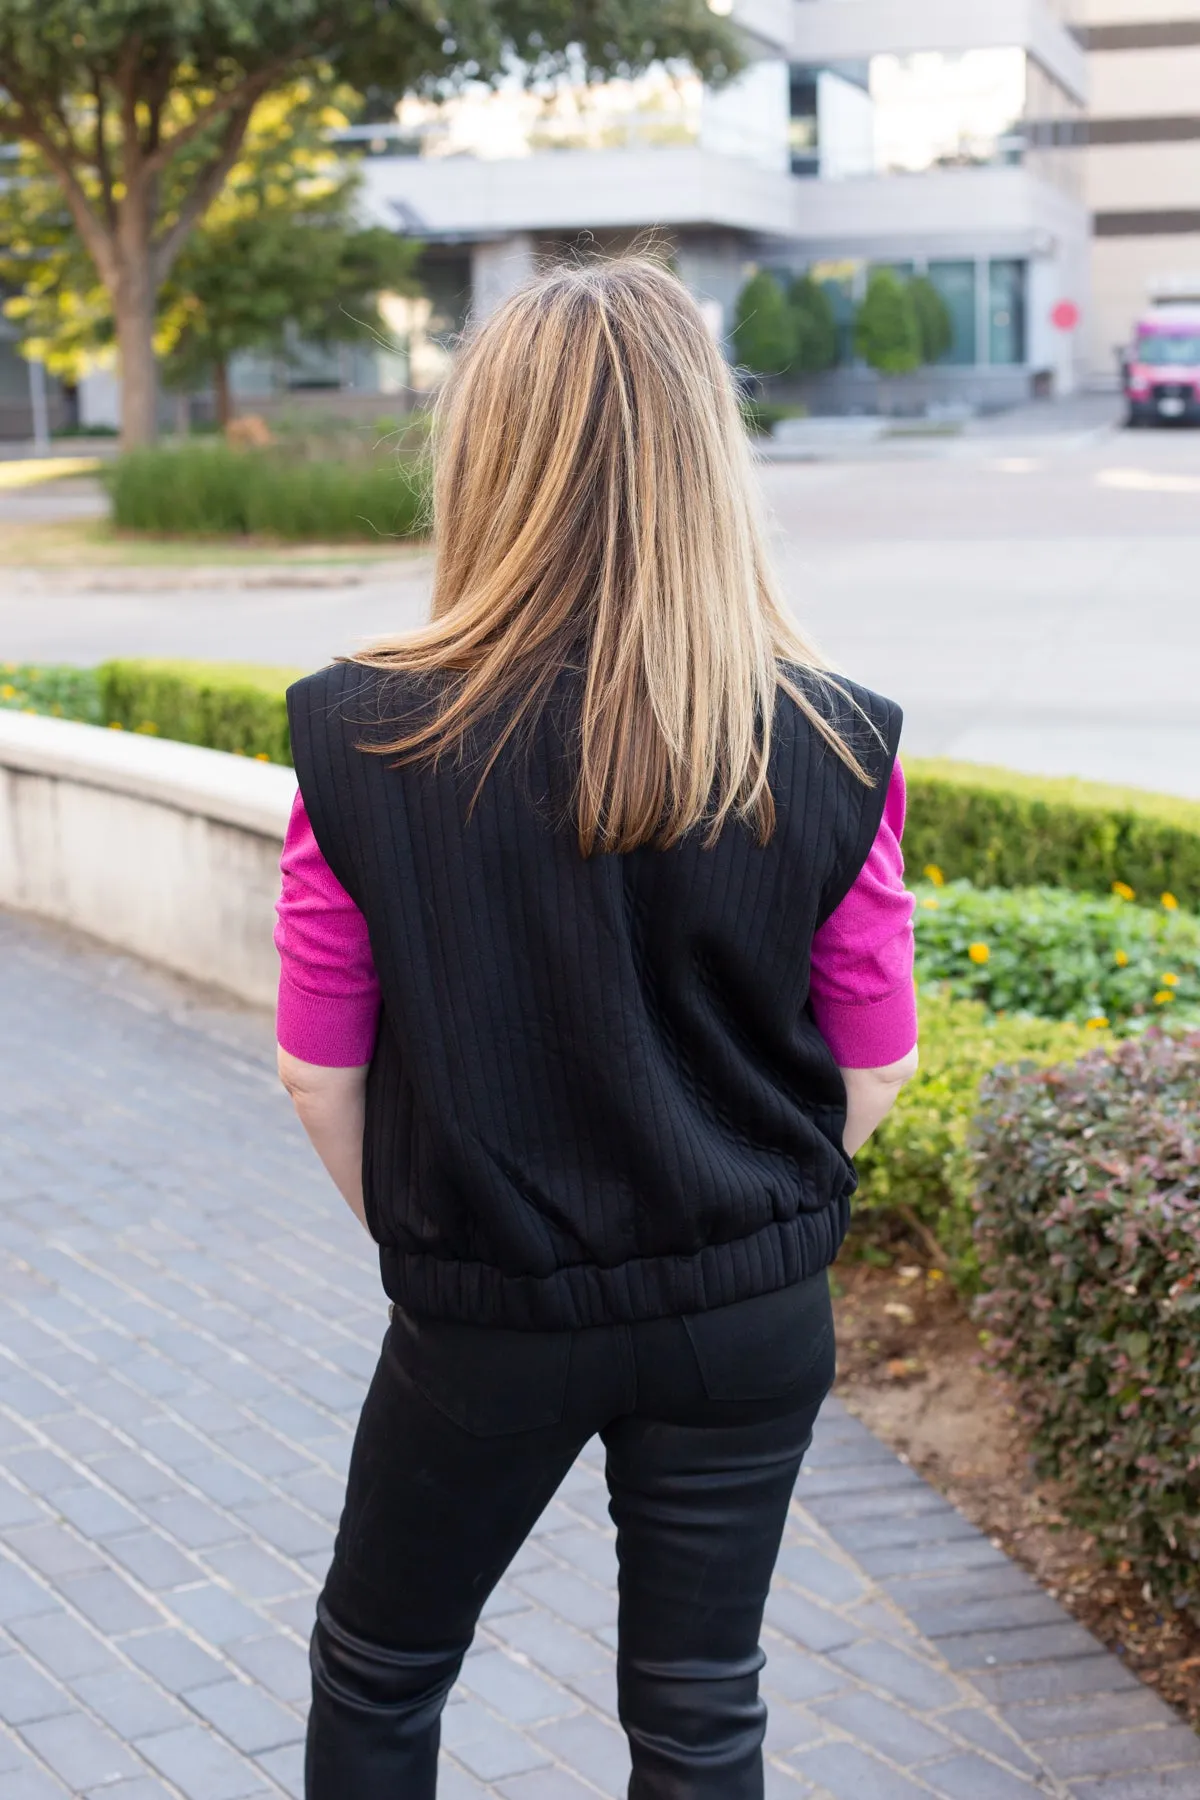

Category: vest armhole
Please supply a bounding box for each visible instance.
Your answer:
[814,689,904,929]
[286,668,368,913]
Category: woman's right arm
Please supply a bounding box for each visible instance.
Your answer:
[841,1048,919,1156]
[809,760,919,1156]
[275,790,382,1230]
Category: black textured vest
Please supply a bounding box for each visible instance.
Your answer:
[288,662,901,1328]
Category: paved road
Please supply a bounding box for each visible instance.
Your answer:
[2,412,1199,800]
[2,907,1196,1800]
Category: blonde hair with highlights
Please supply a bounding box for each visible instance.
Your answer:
[354,258,870,853]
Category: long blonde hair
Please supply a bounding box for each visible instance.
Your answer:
[354,257,870,853]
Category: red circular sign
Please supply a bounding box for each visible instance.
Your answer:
[1051,300,1080,332]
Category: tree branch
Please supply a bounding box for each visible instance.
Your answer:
[3,88,116,287]
[149,99,257,284]
[116,36,144,193]
[91,70,118,233]
[142,57,294,177]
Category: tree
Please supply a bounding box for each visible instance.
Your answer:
[788,273,839,375]
[731,271,795,378]
[910,274,953,365]
[853,269,922,377]
[0,80,420,422]
[0,2,739,446]
[159,87,422,425]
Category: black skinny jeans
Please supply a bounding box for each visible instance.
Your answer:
[306,1271,836,1799]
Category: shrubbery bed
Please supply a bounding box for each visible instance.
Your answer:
[974,1032,1200,1611]
[1,663,102,723]
[914,880,1200,1031]
[853,986,1093,1280]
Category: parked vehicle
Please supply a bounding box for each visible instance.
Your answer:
[1124,302,1200,426]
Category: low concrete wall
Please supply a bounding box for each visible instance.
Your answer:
[0,712,296,1006]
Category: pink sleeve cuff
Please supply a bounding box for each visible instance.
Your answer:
[810,980,919,1070]
[276,967,380,1068]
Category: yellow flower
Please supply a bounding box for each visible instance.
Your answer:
[1085,1016,1109,1030]
[107,720,123,730]
[0,684,15,700]
[968,942,990,965]
[1114,949,1129,968]
[1162,892,1179,911]
[920,896,939,910]
[1112,881,1135,901]
[1162,972,1179,988]
[923,864,945,888]
[1154,989,1176,1006]
[254,751,271,762]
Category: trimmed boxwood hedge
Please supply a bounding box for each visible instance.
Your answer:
[98,660,300,764]
[905,758,1200,912]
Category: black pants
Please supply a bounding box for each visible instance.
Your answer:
[306,1272,836,1799]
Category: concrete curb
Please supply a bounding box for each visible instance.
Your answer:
[0,712,294,1004]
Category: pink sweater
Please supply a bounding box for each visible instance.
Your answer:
[276,762,917,1071]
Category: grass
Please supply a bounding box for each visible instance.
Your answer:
[0,519,426,567]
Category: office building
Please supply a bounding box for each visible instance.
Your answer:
[1071,1,1200,377]
[350,0,1092,407]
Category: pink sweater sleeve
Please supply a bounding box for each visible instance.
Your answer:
[275,765,917,1073]
[274,789,381,1067]
[809,760,917,1069]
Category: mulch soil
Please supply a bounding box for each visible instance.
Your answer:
[831,1252,1200,1731]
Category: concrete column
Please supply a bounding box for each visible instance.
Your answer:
[470,234,537,318]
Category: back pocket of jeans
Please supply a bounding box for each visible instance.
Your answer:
[682,1275,835,1404]
[390,1308,572,1437]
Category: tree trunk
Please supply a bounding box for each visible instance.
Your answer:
[213,359,233,430]
[114,272,159,449]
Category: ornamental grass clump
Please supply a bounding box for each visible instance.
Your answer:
[974,1032,1200,1612]
[914,881,1200,1032]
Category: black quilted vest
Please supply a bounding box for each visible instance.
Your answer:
[288,662,901,1328]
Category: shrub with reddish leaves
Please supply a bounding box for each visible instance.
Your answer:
[973,1031,1200,1611]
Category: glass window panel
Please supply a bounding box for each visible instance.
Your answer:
[988,260,1027,365]
[870,49,1026,174]
[928,261,977,366]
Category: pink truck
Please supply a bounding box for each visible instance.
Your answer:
[1124,302,1200,426]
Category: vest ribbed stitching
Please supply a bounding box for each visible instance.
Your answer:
[289,663,901,1329]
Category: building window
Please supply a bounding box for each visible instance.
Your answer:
[928,261,977,366]
[789,72,819,176]
[988,259,1028,365]
[870,49,1027,174]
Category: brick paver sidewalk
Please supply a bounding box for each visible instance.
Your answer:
[2,909,1196,1800]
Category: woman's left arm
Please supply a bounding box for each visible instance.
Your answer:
[277,1051,370,1230]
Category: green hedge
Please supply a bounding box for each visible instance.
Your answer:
[914,881,1200,1032]
[98,660,301,763]
[853,986,1095,1281]
[905,759,1200,911]
[974,1032,1200,1611]
[107,444,430,541]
